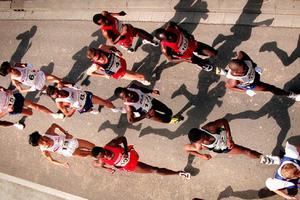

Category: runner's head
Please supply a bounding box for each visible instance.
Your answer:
[154,28,168,40]
[228,59,246,75]
[0,61,11,76]
[86,48,103,62]
[188,128,207,143]
[114,87,131,101]
[281,163,300,180]
[91,146,105,158]
[28,131,41,147]
[46,85,59,98]
[93,14,105,25]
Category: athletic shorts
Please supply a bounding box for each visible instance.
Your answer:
[9,93,25,115]
[117,24,135,48]
[212,148,231,154]
[78,91,93,114]
[236,72,261,90]
[111,57,126,79]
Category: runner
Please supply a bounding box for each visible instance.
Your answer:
[92,136,190,179]
[86,44,150,85]
[265,142,300,200]
[29,123,95,168]
[0,61,63,93]
[93,11,158,53]
[184,118,263,160]
[154,22,217,72]
[0,86,64,124]
[218,51,300,101]
[114,84,184,124]
[46,83,117,118]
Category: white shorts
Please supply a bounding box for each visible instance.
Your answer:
[59,138,79,157]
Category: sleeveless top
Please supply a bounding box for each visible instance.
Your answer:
[40,134,65,153]
[0,91,14,112]
[124,88,153,115]
[55,87,87,110]
[101,145,132,168]
[161,27,197,58]
[93,51,122,75]
[12,64,46,90]
[200,128,228,152]
[226,60,256,86]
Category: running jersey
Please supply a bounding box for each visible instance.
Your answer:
[55,87,87,110]
[40,134,78,157]
[226,60,256,87]
[93,51,122,75]
[160,27,198,58]
[101,145,139,171]
[200,128,228,152]
[124,88,153,114]
[266,142,300,190]
[12,64,46,91]
[0,91,14,112]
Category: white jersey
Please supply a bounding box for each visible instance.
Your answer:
[200,128,228,152]
[226,60,256,86]
[40,134,78,157]
[124,88,153,114]
[55,87,87,110]
[0,91,14,112]
[12,64,46,91]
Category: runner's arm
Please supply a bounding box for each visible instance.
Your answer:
[42,150,69,168]
[107,136,129,154]
[225,79,246,92]
[102,11,126,17]
[56,102,76,117]
[273,189,296,200]
[184,144,212,160]
[92,160,116,173]
[86,64,110,79]
[11,79,31,93]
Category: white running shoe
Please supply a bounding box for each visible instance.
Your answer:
[260,155,280,165]
[89,109,99,115]
[13,122,25,130]
[51,113,64,119]
[288,93,300,101]
[138,79,151,86]
[142,39,159,47]
[216,67,228,76]
[179,171,191,180]
[111,107,127,113]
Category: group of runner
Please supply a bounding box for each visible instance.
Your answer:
[0,10,299,199]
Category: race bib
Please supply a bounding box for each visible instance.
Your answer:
[178,35,189,54]
[25,70,38,85]
[115,152,131,167]
[107,55,121,74]
[140,94,152,112]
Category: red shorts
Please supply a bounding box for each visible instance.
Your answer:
[111,57,127,79]
[117,24,135,48]
[122,148,139,172]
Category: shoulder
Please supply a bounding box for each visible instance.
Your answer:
[284,142,299,159]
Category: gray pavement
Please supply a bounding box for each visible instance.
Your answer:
[0,1,299,200]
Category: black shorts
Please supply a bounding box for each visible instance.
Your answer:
[9,93,25,115]
[78,91,93,114]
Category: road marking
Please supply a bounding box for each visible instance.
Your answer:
[0,172,87,200]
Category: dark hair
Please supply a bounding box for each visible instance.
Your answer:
[114,87,125,97]
[93,14,104,25]
[154,28,167,40]
[46,85,57,96]
[29,131,41,146]
[91,146,105,157]
[188,128,206,143]
[0,61,10,76]
[228,59,245,70]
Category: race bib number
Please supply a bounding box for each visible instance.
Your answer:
[115,153,131,167]
[26,70,37,84]
[178,36,189,54]
[141,94,152,112]
[107,55,121,74]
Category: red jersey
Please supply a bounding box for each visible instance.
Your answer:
[160,27,198,59]
[101,145,139,172]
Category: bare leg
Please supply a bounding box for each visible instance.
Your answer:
[77,139,95,150]
[92,95,114,108]
[122,70,147,81]
[195,42,218,57]
[133,27,154,42]
[24,99,53,115]
[228,144,262,159]
[45,74,62,83]
[0,120,14,127]
[134,161,181,176]
[254,82,290,96]
[21,107,33,116]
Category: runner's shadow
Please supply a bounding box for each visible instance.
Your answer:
[217,186,276,200]
[259,34,300,66]
[62,30,105,86]
[224,73,300,155]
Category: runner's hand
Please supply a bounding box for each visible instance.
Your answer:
[227,138,234,149]
[203,154,212,160]
[146,109,155,118]
[108,168,116,174]
[152,90,160,96]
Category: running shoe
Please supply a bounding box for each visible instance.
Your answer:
[138,79,151,86]
[111,107,127,113]
[13,122,25,130]
[51,113,65,119]
[179,171,191,180]
[215,67,228,76]
[142,39,159,47]
[288,92,300,101]
[169,115,184,124]
[89,109,100,115]
[260,155,280,165]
